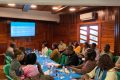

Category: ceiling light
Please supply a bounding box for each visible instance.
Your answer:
[30,4,37,9]
[8,3,16,7]
[69,7,76,12]
[52,6,59,10]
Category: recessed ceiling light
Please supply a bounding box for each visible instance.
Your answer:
[8,3,16,7]
[30,4,37,9]
[69,7,76,12]
[52,6,59,10]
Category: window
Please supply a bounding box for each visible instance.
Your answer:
[80,25,99,44]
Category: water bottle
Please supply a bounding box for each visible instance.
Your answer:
[33,49,35,53]
[50,65,54,76]
[62,65,65,73]
[69,68,72,79]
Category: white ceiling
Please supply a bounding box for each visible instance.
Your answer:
[0,0,120,6]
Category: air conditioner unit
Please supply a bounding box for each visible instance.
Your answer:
[80,12,98,21]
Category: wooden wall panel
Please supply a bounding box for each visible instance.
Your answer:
[53,14,78,43]
[100,21,115,52]
[53,8,115,53]
[114,8,120,55]
[0,20,57,54]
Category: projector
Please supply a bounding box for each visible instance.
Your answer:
[23,4,31,12]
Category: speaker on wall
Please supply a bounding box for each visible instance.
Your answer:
[23,4,31,12]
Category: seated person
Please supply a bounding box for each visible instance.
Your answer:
[74,41,81,55]
[41,41,48,56]
[91,43,100,61]
[50,43,61,63]
[71,49,96,74]
[58,40,66,53]
[19,47,27,65]
[6,42,16,59]
[9,49,24,80]
[100,44,113,60]
[115,57,120,69]
[64,45,79,66]
[81,54,117,80]
[79,42,90,57]
[22,53,53,80]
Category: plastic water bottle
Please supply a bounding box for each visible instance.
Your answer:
[69,68,72,79]
[62,65,65,73]
[50,65,54,76]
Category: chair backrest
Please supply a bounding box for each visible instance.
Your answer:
[46,49,52,56]
[113,56,119,63]
[5,56,12,64]
[59,54,67,65]
[3,64,13,80]
[117,71,120,80]
[3,64,11,76]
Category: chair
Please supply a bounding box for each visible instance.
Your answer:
[117,71,120,80]
[112,56,119,63]
[46,49,52,56]
[5,56,12,64]
[59,53,67,65]
[3,64,13,80]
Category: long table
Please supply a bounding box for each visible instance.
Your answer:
[36,53,81,80]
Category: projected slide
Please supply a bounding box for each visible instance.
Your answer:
[11,22,35,37]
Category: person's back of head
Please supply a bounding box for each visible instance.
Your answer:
[98,54,114,70]
[26,53,37,65]
[85,49,96,61]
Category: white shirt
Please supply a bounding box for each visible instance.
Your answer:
[41,47,48,55]
[58,43,66,51]
[95,48,100,61]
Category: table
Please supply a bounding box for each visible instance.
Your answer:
[36,53,81,80]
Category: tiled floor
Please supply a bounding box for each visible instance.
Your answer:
[0,65,7,80]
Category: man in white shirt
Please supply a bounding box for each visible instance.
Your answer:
[58,40,66,53]
[6,42,16,59]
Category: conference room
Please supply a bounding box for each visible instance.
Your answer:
[0,0,120,80]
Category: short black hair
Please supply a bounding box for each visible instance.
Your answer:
[105,44,110,49]
[92,43,97,47]
[42,41,48,47]
[104,44,110,52]
[67,45,73,51]
[26,53,37,65]
[86,49,96,61]
[10,43,15,48]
